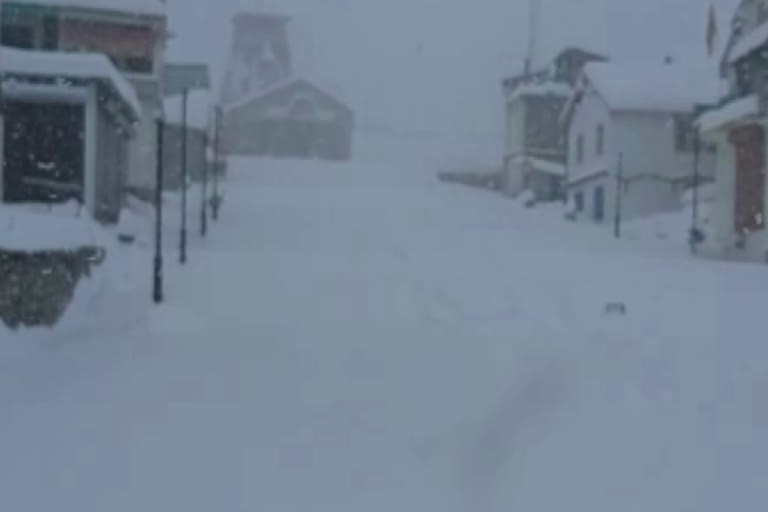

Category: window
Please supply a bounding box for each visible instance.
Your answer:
[1,24,35,49]
[596,124,605,156]
[576,134,585,164]
[575,191,585,212]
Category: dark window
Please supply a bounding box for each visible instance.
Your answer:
[1,24,35,49]
[596,124,605,156]
[42,16,59,50]
[575,191,584,212]
[576,134,584,164]
[593,186,605,222]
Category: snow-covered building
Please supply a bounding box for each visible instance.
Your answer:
[564,60,719,223]
[220,11,354,161]
[501,48,605,201]
[0,46,141,222]
[0,0,168,196]
[697,0,768,261]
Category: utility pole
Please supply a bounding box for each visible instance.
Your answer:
[212,106,222,221]
[153,118,165,304]
[180,88,188,264]
[614,152,624,239]
[200,132,208,237]
[524,0,541,76]
[691,129,701,254]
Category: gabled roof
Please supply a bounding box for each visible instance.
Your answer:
[727,20,768,64]
[577,61,720,113]
[0,46,141,120]
[4,0,166,17]
[223,77,352,116]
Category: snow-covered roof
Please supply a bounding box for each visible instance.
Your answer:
[7,0,166,17]
[728,20,768,64]
[582,61,720,113]
[0,203,106,252]
[0,46,141,120]
[507,81,572,102]
[697,94,761,132]
[222,76,350,114]
[515,156,566,177]
[163,89,211,131]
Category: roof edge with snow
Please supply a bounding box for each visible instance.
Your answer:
[0,46,142,122]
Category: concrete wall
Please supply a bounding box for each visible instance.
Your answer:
[94,103,129,222]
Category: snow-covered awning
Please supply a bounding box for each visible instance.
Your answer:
[696,94,761,133]
[0,46,141,121]
[581,61,720,113]
[163,89,211,131]
[567,166,609,186]
[506,81,572,103]
[728,21,768,64]
[7,0,166,17]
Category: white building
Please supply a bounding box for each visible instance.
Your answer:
[697,0,768,262]
[1,0,168,196]
[564,60,719,223]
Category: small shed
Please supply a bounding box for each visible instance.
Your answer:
[0,46,140,223]
[222,77,353,160]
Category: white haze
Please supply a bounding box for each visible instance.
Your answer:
[167,0,741,165]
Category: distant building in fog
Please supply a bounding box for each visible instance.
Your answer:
[220,11,354,161]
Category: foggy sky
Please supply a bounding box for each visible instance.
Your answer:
[167,0,741,146]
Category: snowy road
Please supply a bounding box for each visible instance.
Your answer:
[1,158,767,511]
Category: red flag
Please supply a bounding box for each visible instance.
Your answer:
[707,5,718,57]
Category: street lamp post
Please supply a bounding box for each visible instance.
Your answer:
[153,118,165,304]
[212,105,222,221]
[180,88,188,264]
[614,152,624,239]
[200,134,208,237]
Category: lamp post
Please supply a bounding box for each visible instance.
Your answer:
[690,119,703,254]
[614,152,624,239]
[153,118,165,304]
[180,88,188,264]
[212,105,221,221]
[200,133,208,237]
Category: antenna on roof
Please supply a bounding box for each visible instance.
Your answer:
[524,0,541,76]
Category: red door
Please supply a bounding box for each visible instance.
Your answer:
[729,124,766,233]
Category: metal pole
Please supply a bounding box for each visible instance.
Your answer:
[200,133,208,237]
[212,106,221,221]
[614,152,623,239]
[691,130,701,254]
[180,89,188,264]
[153,118,165,304]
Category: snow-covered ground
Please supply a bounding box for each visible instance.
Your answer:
[1,155,766,511]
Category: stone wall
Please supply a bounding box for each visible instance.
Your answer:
[0,247,105,330]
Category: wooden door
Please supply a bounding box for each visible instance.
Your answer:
[729,124,766,233]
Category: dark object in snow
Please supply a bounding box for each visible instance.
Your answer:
[564,211,578,222]
[118,233,136,245]
[524,197,537,209]
[0,246,105,330]
[604,302,627,315]
[689,227,706,245]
